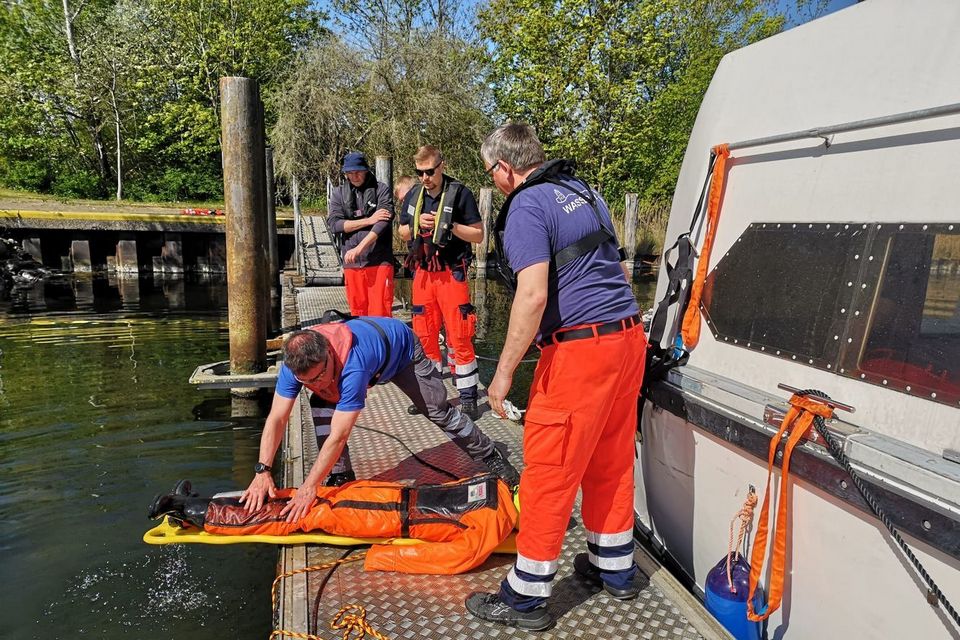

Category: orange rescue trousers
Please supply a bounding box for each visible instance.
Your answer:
[504,321,646,601]
[204,475,517,575]
[411,267,479,400]
[344,264,395,317]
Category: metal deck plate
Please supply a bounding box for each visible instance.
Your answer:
[293,378,704,639]
[298,214,344,285]
[296,285,411,325]
[278,276,707,639]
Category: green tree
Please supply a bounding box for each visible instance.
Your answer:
[271,0,493,199]
[479,0,784,202]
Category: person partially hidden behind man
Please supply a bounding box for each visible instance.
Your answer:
[150,473,516,575]
[239,315,520,526]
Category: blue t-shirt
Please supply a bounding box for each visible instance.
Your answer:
[275,318,415,411]
[502,178,639,336]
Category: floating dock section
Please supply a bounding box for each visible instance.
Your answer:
[273,274,729,639]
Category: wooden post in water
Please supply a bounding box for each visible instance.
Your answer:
[265,147,279,294]
[375,156,393,194]
[624,193,639,280]
[291,175,301,273]
[477,187,493,278]
[220,76,267,377]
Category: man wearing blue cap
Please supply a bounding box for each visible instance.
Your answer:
[327,152,396,317]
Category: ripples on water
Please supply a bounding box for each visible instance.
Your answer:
[0,275,274,639]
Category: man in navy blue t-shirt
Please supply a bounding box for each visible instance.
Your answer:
[466,124,645,631]
[240,317,519,523]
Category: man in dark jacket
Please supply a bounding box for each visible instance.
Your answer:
[327,152,396,317]
[398,145,484,419]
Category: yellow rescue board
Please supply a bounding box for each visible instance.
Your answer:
[143,517,518,554]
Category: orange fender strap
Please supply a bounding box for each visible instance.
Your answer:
[747,394,834,621]
[681,143,730,349]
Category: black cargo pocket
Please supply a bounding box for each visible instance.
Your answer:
[522,405,571,468]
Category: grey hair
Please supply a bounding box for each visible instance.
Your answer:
[480,123,546,172]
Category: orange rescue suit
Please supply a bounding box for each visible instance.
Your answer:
[204,474,516,575]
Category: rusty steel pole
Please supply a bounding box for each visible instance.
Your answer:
[221,76,267,375]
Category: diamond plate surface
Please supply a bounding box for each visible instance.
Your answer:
[298,213,344,284]
[296,286,412,325]
[283,280,705,640]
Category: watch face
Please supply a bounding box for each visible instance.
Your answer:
[254,463,271,473]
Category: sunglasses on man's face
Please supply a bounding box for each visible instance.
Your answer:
[414,162,442,178]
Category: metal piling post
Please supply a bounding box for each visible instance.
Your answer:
[220,76,268,376]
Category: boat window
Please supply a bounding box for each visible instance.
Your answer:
[703,222,960,407]
[841,226,960,404]
[702,223,869,367]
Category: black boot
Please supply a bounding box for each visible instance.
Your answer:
[324,469,356,487]
[461,399,482,421]
[148,493,209,528]
[482,443,520,489]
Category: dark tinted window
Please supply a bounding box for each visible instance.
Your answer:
[844,228,960,403]
[703,222,960,407]
[702,223,868,367]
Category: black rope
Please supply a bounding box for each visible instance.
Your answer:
[309,546,363,635]
[353,424,461,480]
[799,389,960,630]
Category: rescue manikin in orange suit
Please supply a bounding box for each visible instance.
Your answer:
[148,474,517,575]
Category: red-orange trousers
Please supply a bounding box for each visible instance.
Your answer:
[344,264,394,317]
[507,322,646,598]
[411,268,479,400]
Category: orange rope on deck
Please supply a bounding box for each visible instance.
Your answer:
[268,554,390,640]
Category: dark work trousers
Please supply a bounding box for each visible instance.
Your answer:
[390,338,495,461]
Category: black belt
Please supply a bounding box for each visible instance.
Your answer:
[538,314,641,347]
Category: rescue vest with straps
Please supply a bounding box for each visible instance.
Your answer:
[403,178,464,271]
[328,179,385,261]
[642,144,730,394]
[492,159,625,293]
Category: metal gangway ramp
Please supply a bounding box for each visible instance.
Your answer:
[273,281,730,640]
[295,210,344,285]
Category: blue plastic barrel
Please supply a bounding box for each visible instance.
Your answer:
[704,555,763,640]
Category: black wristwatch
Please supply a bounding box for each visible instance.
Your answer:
[254,462,272,474]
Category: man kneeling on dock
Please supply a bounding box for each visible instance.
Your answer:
[241,316,519,524]
[150,474,516,574]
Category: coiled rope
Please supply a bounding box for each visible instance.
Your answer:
[268,554,390,640]
[726,486,757,592]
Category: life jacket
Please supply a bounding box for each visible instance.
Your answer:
[296,313,394,402]
[492,159,625,293]
[403,177,463,272]
[203,474,518,575]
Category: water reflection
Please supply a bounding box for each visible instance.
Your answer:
[0,274,273,640]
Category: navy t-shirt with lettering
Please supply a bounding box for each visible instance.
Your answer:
[275,317,414,411]
[502,177,639,336]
